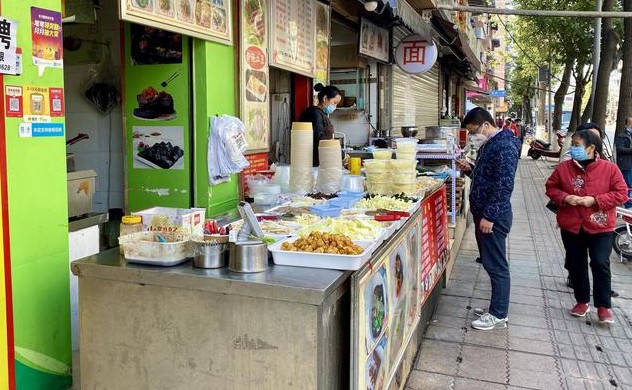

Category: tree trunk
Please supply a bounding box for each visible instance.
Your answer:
[581,93,593,124]
[570,62,585,132]
[553,60,573,130]
[591,0,617,129]
[616,0,632,137]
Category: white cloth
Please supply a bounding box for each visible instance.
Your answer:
[208,115,250,185]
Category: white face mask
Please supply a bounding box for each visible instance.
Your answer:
[470,133,488,148]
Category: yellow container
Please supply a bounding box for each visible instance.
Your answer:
[349,157,362,175]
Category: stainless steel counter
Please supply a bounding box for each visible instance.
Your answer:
[72,248,350,306]
[68,212,108,232]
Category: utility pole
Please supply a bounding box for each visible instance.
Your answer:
[589,0,603,121]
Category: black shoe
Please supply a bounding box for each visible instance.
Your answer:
[567,276,573,288]
[475,257,482,264]
[611,290,619,298]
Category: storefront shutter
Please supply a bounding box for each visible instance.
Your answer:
[389,27,440,138]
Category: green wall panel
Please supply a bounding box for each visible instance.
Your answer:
[124,24,192,212]
[1,0,72,387]
[193,40,239,217]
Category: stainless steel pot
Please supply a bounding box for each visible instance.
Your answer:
[192,241,227,269]
[401,126,418,138]
[229,241,269,273]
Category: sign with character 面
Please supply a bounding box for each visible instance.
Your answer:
[0,17,18,75]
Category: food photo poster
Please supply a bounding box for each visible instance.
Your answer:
[132,126,185,170]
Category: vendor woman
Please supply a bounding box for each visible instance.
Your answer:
[299,83,342,166]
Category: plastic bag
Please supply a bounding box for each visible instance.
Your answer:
[81,51,120,114]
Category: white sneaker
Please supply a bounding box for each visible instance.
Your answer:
[474,307,509,323]
[471,313,508,330]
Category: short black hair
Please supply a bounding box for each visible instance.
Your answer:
[576,122,602,138]
[462,107,495,128]
[573,129,603,155]
[515,118,522,123]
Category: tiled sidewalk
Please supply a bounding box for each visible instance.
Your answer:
[407,159,632,390]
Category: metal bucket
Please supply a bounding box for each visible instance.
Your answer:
[192,239,228,269]
[229,241,269,273]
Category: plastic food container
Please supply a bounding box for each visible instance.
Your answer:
[363,159,389,172]
[120,231,192,266]
[119,215,144,254]
[341,175,364,193]
[396,150,417,160]
[389,160,417,171]
[395,138,418,150]
[253,193,279,206]
[268,238,376,270]
[310,204,343,218]
[392,173,417,183]
[372,149,393,160]
[365,172,389,182]
[329,197,360,209]
[366,182,390,195]
[392,183,417,195]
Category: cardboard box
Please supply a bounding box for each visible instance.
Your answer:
[133,207,206,235]
[67,170,97,218]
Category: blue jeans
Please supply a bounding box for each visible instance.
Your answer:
[474,211,512,318]
[620,169,632,208]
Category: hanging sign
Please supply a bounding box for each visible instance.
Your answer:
[489,90,506,98]
[31,7,63,76]
[358,17,389,63]
[394,34,438,75]
[270,0,316,77]
[5,86,23,117]
[0,17,18,75]
[240,0,270,152]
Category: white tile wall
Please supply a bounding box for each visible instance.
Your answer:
[64,2,124,213]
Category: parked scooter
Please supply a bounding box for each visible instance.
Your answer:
[527,131,566,160]
[614,206,632,261]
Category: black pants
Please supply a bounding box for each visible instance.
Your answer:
[560,229,613,308]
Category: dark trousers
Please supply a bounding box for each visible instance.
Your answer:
[620,169,632,208]
[560,229,613,308]
[474,211,512,318]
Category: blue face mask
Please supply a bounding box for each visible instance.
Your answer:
[570,145,588,161]
[324,104,336,115]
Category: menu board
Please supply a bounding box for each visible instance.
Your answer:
[359,17,390,63]
[270,0,315,77]
[313,2,330,87]
[240,0,270,152]
[421,187,448,302]
[352,186,448,390]
[120,0,232,45]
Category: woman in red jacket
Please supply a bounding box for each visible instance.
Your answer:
[545,129,628,324]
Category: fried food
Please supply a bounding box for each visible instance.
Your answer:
[281,232,364,255]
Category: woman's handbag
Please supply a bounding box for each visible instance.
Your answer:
[546,200,558,214]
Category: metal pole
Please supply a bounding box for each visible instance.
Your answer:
[436,4,632,17]
[589,0,602,121]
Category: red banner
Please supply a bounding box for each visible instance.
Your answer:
[420,186,448,300]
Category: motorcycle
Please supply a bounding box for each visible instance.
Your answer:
[614,206,632,261]
[527,130,566,160]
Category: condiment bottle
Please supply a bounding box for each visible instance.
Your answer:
[119,215,143,254]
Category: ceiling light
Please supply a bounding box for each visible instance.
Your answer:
[364,0,378,12]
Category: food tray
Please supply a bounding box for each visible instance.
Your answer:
[310,204,343,218]
[329,197,360,209]
[268,239,377,271]
[120,231,192,266]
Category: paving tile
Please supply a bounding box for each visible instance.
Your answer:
[423,324,466,344]
[414,339,461,376]
[509,293,544,306]
[453,377,507,389]
[509,368,561,389]
[612,366,632,386]
[459,345,508,384]
[428,314,468,330]
[508,325,551,342]
[464,327,508,349]
[508,351,556,372]
[508,337,555,356]
[406,370,454,390]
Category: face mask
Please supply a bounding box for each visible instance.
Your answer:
[570,146,588,161]
[470,133,488,148]
[324,104,336,115]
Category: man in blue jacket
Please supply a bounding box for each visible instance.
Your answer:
[458,108,521,330]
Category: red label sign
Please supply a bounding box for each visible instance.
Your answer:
[241,152,269,196]
[245,46,266,70]
[48,87,65,117]
[5,85,23,117]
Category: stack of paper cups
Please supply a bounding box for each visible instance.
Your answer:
[316,139,343,194]
[290,122,314,194]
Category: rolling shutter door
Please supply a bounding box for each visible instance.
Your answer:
[390,27,440,137]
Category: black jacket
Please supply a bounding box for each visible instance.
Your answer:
[615,132,632,170]
[299,106,333,166]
